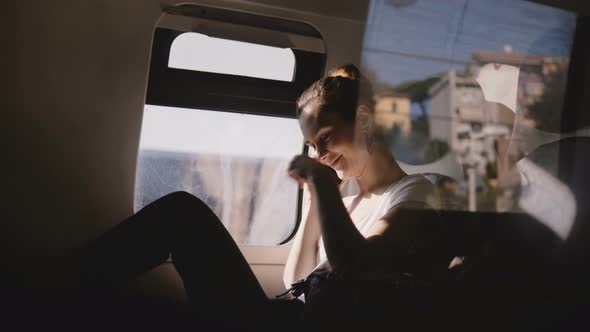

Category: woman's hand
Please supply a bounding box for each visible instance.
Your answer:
[287,155,341,188]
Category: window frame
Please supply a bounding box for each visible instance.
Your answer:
[146,27,325,119]
[140,5,326,245]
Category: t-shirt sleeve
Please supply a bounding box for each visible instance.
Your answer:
[385,176,435,211]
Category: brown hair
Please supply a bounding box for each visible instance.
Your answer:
[296,64,375,123]
[327,64,361,80]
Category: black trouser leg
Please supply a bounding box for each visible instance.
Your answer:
[79,191,269,326]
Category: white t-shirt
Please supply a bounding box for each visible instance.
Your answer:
[316,174,434,267]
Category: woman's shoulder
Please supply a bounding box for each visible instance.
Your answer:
[384,174,435,209]
[388,174,434,193]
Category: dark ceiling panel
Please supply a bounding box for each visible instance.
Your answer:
[245,0,370,22]
[529,0,590,15]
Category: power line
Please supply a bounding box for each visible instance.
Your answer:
[363,47,470,65]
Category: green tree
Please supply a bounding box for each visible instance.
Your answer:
[393,76,440,117]
[527,64,568,133]
[360,64,395,94]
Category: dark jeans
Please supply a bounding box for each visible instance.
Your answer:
[78,191,302,330]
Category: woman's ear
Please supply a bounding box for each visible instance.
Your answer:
[356,105,371,129]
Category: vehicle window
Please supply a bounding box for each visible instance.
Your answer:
[135,22,317,245]
[169,32,295,81]
[135,106,303,245]
[361,0,579,227]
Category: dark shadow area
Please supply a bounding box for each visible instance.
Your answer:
[438,137,590,331]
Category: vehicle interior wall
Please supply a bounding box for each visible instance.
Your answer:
[7,0,163,291]
[5,0,369,304]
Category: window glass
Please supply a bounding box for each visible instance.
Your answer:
[361,0,579,232]
[169,32,296,81]
[135,105,303,245]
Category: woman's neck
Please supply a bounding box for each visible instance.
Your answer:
[355,142,406,195]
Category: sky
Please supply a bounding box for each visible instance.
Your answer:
[169,32,295,82]
[140,105,303,157]
[362,0,577,86]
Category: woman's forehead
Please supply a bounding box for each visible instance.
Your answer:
[298,109,320,138]
[299,107,340,129]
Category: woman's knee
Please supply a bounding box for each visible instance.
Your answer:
[159,190,197,202]
[155,191,206,210]
[155,191,219,225]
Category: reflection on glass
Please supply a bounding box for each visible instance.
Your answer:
[135,106,303,245]
[515,157,576,240]
[476,63,519,113]
[362,0,577,214]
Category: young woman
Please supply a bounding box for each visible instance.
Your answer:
[78,65,451,329]
[282,65,450,327]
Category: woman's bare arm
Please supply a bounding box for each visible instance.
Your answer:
[310,171,444,275]
[288,155,442,277]
[308,171,366,274]
[283,186,321,288]
[287,155,367,275]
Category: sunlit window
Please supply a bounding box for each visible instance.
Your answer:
[169,32,296,81]
[137,30,303,245]
[135,105,303,245]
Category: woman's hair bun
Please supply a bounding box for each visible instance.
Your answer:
[296,63,375,122]
[327,64,362,80]
[327,64,374,108]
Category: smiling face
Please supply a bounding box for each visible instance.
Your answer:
[299,105,370,180]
